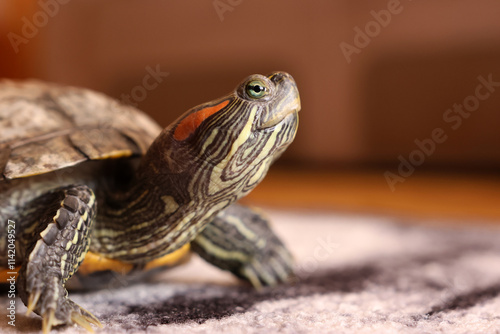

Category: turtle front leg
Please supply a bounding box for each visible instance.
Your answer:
[17,185,102,333]
[191,203,294,288]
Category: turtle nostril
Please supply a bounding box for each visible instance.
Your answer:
[268,72,295,85]
[268,72,284,83]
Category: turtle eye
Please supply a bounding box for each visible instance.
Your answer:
[245,80,268,99]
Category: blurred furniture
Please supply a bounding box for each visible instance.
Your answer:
[2,0,500,168]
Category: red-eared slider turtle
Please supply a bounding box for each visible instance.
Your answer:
[0,72,300,332]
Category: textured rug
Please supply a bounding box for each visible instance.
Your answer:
[1,210,500,333]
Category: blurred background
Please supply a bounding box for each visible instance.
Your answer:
[1,0,499,223]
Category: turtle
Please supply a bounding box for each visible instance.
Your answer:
[0,72,300,332]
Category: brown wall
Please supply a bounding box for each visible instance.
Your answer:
[2,0,500,168]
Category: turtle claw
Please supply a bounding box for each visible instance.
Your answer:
[62,299,102,332]
[42,309,56,334]
[70,303,103,330]
[26,290,41,316]
[25,285,101,333]
[45,298,101,333]
[71,313,95,332]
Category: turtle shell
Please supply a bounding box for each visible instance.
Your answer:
[0,79,162,180]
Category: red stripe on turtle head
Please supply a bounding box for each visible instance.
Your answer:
[173,100,230,141]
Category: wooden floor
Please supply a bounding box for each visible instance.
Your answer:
[243,168,500,225]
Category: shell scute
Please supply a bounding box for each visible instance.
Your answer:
[0,80,162,180]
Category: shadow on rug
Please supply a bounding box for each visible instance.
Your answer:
[1,211,500,333]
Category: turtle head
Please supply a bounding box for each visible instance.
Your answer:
[143,71,300,197]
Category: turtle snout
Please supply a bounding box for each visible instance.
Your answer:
[268,72,301,113]
[268,71,293,83]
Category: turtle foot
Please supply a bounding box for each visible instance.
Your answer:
[192,203,295,289]
[16,185,100,332]
[239,245,294,289]
[25,277,102,333]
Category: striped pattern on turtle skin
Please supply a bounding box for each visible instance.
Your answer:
[192,203,295,288]
[0,72,300,333]
[16,185,101,332]
[89,72,300,263]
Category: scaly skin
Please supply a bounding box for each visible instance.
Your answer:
[0,72,300,332]
[90,72,300,262]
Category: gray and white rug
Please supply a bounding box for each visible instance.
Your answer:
[1,211,500,333]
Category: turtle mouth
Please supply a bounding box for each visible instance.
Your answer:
[259,107,299,129]
[259,93,301,130]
